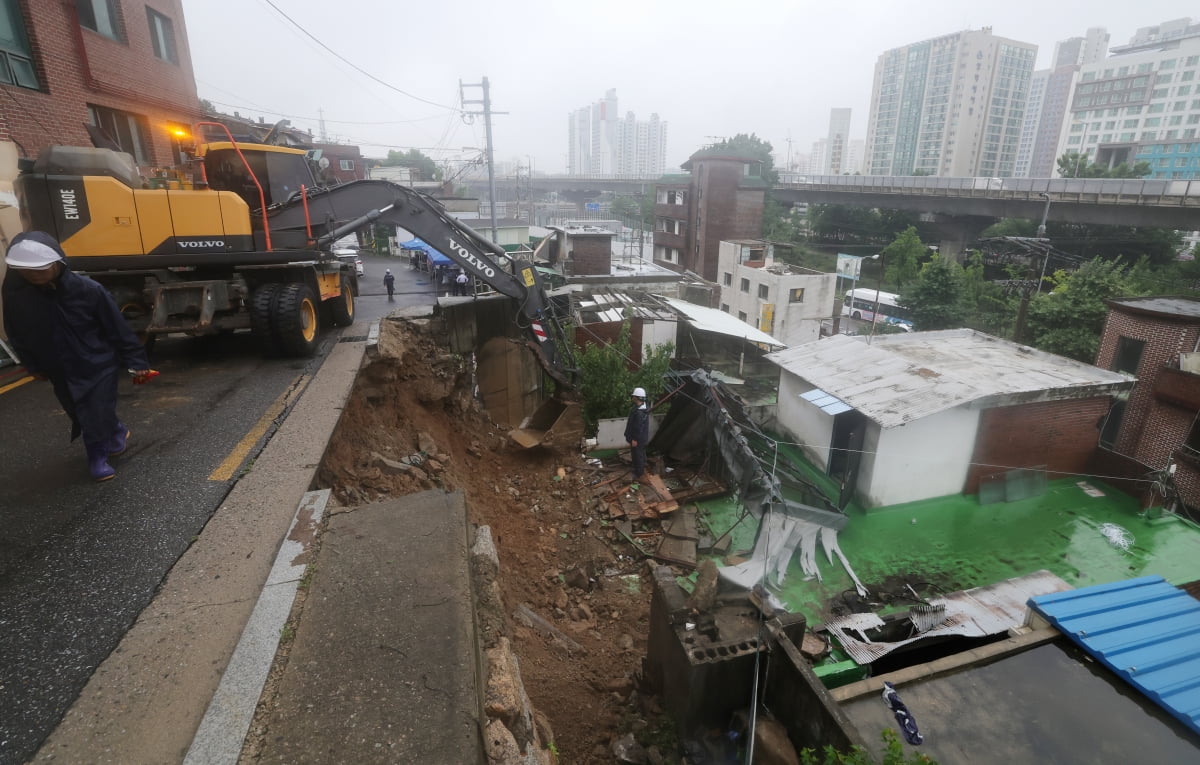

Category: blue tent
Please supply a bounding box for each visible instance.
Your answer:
[400,237,452,267]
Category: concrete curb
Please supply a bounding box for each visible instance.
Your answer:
[34,336,366,765]
[183,489,330,765]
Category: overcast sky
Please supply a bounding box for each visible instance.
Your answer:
[181,0,1190,173]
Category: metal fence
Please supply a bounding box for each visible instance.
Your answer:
[776,174,1200,206]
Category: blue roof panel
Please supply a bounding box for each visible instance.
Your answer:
[1030,575,1200,737]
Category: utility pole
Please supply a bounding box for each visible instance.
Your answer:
[461,77,504,242]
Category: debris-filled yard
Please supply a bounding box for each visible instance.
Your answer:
[314,316,678,763]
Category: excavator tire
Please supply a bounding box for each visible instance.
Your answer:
[329,276,355,327]
[273,283,320,357]
[250,283,283,356]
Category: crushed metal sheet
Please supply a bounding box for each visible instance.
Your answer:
[822,570,1072,666]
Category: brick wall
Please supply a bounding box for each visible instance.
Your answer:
[691,159,765,282]
[567,235,611,275]
[0,0,199,166]
[965,396,1113,494]
[1095,306,1200,470]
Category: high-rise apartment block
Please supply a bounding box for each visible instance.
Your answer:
[1015,28,1110,177]
[1056,18,1200,180]
[566,89,667,176]
[865,28,1037,177]
[826,108,852,175]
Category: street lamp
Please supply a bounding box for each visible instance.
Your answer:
[867,252,884,344]
[1036,192,1052,294]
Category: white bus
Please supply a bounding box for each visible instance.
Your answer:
[842,288,914,331]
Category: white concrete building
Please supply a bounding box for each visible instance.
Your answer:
[715,240,837,347]
[1056,18,1200,179]
[826,108,852,175]
[865,27,1038,177]
[567,107,590,174]
[766,330,1134,508]
[1016,29,1110,178]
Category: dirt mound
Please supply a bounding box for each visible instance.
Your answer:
[317,317,658,763]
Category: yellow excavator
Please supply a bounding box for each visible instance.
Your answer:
[13,122,575,384]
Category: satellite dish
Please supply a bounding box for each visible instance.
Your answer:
[318,157,330,170]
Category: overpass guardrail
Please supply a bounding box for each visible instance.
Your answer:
[776,174,1200,207]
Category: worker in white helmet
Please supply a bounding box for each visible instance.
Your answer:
[624,386,650,480]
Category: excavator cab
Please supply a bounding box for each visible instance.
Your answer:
[200,143,315,210]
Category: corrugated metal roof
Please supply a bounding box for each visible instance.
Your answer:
[766,330,1135,428]
[1029,575,1200,737]
[664,298,785,347]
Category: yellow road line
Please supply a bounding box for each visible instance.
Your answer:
[208,374,310,481]
[0,376,34,395]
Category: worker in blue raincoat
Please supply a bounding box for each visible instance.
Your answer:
[2,231,151,481]
[624,386,650,480]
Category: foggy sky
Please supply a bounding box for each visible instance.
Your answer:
[180,0,1190,173]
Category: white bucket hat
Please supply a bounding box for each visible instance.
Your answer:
[5,238,64,270]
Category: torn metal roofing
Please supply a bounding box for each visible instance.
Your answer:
[765,329,1135,428]
[664,298,786,347]
[1029,575,1200,737]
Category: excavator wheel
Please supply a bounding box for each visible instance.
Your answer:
[329,275,355,327]
[250,283,283,356]
[109,285,157,353]
[273,283,320,357]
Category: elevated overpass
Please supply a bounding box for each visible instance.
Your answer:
[480,173,1200,253]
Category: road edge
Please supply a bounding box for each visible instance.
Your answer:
[33,332,368,765]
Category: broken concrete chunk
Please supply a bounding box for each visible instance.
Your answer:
[417,431,438,455]
[483,718,522,763]
[688,559,719,613]
[371,452,415,475]
[611,732,647,764]
[484,637,534,749]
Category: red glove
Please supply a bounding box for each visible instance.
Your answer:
[129,369,160,385]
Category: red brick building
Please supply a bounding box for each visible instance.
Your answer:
[0,0,200,168]
[652,152,766,283]
[1094,297,1200,510]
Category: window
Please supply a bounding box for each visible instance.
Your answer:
[1113,336,1145,375]
[720,303,729,313]
[722,272,732,287]
[737,311,747,322]
[757,284,769,299]
[789,287,805,303]
[339,159,354,171]
[146,7,177,64]
[0,0,38,89]
[77,0,120,40]
[88,104,149,164]
[739,278,750,293]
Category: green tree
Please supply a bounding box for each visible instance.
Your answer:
[900,254,968,331]
[881,226,926,288]
[807,204,880,244]
[763,198,803,242]
[1026,258,1138,362]
[961,250,1018,336]
[576,321,674,434]
[1056,152,1151,179]
[609,195,641,221]
[705,133,778,183]
[380,148,442,181]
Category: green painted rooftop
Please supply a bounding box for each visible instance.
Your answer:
[698,471,1200,630]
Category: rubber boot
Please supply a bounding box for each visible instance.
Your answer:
[107,422,130,456]
[87,443,116,482]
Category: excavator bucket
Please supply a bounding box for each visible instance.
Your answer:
[509,399,583,449]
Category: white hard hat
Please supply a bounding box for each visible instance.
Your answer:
[632,387,646,399]
[385,269,391,273]
[5,236,64,270]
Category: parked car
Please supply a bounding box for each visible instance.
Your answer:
[334,249,364,277]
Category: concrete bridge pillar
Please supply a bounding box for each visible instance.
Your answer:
[923,214,995,260]
[560,190,602,217]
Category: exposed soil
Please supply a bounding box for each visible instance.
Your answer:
[313,316,661,764]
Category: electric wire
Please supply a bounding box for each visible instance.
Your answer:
[200,96,448,127]
[258,0,459,113]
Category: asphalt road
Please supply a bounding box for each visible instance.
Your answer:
[0,256,431,765]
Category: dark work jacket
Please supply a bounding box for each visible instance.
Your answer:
[2,266,148,403]
[383,273,395,288]
[624,403,649,445]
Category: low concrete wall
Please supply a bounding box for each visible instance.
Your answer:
[595,415,662,450]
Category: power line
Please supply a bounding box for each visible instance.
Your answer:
[258,0,459,112]
[200,96,447,127]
